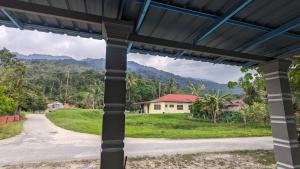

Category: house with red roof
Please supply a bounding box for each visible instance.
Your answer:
[138,94,197,114]
[222,99,245,112]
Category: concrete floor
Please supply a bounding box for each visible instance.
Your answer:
[0,114,273,166]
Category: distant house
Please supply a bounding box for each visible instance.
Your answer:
[138,94,197,114]
[47,101,63,112]
[222,99,245,112]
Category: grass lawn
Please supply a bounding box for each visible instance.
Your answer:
[0,121,23,140]
[46,108,272,138]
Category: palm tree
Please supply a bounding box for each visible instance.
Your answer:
[203,90,229,123]
[126,73,137,102]
[166,78,177,94]
[189,81,205,97]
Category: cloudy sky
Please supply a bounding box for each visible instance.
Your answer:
[0,26,243,83]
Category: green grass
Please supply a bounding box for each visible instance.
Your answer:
[46,108,272,138]
[0,121,24,140]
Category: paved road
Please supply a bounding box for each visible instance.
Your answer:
[0,114,273,165]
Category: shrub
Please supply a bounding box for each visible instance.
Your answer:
[190,99,210,120]
[218,111,242,123]
[240,102,269,125]
[0,86,16,116]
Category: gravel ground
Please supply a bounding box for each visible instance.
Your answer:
[2,152,275,169]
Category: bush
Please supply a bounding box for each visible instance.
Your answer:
[0,86,16,116]
[240,102,269,125]
[218,111,242,123]
[190,99,210,120]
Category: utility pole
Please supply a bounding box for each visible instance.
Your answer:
[159,81,161,97]
[59,80,62,100]
[50,82,54,98]
[64,70,70,105]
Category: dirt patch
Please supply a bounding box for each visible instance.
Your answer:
[2,152,275,169]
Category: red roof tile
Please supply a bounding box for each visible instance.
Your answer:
[153,94,197,103]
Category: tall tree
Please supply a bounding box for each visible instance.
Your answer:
[189,81,205,97]
[126,73,137,102]
[228,67,265,105]
[0,86,16,115]
[0,48,47,112]
[166,78,177,94]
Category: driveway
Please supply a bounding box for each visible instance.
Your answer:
[0,114,273,165]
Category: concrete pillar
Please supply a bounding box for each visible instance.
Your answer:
[100,22,132,169]
[262,59,300,169]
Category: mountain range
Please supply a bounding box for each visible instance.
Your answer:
[16,53,242,94]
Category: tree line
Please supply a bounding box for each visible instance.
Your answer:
[190,57,300,124]
[1,48,299,125]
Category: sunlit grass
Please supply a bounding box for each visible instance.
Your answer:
[0,121,23,140]
[46,108,272,138]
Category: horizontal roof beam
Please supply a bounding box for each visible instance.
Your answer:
[0,0,128,26]
[0,19,101,39]
[128,34,273,63]
[136,0,300,39]
[130,47,224,64]
[194,0,252,44]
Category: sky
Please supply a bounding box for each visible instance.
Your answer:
[0,26,243,84]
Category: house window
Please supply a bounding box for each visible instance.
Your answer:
[188,105,192,110]
[177,105,183,110]
[165,104,168,107]
[169,104,174,108]
[154,104,161,110]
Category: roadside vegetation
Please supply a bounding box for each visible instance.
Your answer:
[47,108,271,138]
[0,49,47,115]
[0,121,23,140]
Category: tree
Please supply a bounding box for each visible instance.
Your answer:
[166,78,177,94]
[240,102,268,126]
[190,98,208,119]
[0,49,47,112]
[189,81,205,97]
[126,73,137,102]
[0,48,26,109]
[289,56,300,113]
[0,86,16,115]
[203,90,229,123]
[228,67,265,105]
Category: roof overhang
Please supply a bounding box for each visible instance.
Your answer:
[0,0,299,66]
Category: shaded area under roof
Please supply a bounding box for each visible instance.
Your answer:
[0,0,299,66]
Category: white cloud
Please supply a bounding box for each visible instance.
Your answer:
[0,26,243,83]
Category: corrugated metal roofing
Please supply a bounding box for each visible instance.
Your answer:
[0,0,299,66]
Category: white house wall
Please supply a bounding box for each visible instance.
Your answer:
[147,102,192,114]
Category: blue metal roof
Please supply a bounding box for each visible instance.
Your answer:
[0,0,299,66]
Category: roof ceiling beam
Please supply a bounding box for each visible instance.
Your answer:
[128,0,151,53]
[236,16,300,52]
[0,9,23,29]
[193,0,252,44]
[0,0,111,25]
[136,0,300,39]
[128,34,273,63]
[238,16,300,67]
[0,19,100,39]
[137,0,300,65]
